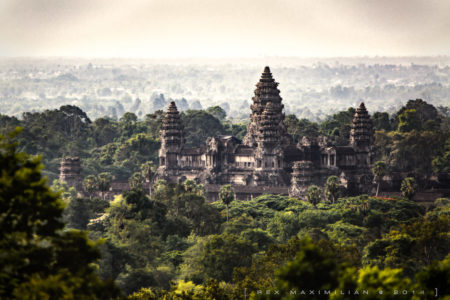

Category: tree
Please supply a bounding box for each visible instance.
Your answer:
[182,110,226,147]
[219,184,235,221]
[393,99,440,131]
[306,185,322,207]
[414,254,450,299]
[398,109,421,132]
[273,237,340,297]
[181,233,256,283]
[206,106,227,121]
[0,129,120,298]
[401,177,418,200]
[82,174,98,199]
[372,161,387,196]
[65,197,90,230]
[129,172,144,190]
[324,176,340,203]
[140,161,156,182]
[97,172,113,199]
[371,112,391,131]
[140,161,156,195]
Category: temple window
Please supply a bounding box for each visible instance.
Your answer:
[330,155,335,166]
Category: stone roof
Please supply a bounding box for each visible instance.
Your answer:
[234,145,254,155]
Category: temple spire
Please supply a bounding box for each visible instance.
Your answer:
[350,101,374,167]
[158,101,184,169]
[243,66,290,147]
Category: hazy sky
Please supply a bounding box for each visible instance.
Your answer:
[1,0,449,58]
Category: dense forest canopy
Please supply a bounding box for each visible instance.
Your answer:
[1,135,449,298]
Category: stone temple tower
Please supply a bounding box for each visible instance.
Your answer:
[243,66,291,148]
[350,102,374,169]
[243,67,291,179]
[158,101,184,170]
[59,157,82,190]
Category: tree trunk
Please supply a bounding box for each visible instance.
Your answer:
[376,182,380,197]
[226,204,229,221]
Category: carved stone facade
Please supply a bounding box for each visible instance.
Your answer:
[156,67,375,200]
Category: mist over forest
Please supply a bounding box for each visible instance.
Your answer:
[1,56,449,122]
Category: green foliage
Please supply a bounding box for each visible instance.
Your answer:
[103,188,169,294]
[219,184,235,221]
[398,109,422,132]
[182,110,226,147]
[140,161,156,182]
[393,99,441,132]
[400,177,418,200]
[273,237,340,298]
[372,111,392,131]
[285,114,319,143]
[363,215,449,277]
[372,161,387,196]
[65,197,90,230]
[432,137,450,173]
[2,100,449,297]
[383,130,445,176]
[414,254,450,299]
[98,172,113,193]
[325,176,341,203]
[83,174,98,198]
[182,233,257,283]
[206,106,227,121]
[319,107,355,145]
[0,129,120,298]
[129,172,144,190]
[306,185,322,206]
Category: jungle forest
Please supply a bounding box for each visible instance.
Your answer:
[0,98,449,299]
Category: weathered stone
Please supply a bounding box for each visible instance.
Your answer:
[155,67,375,200]
[59,157,82,190]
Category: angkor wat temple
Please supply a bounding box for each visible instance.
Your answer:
[156,66,375,200]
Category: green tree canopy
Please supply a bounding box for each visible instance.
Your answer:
[0,129,120,298]
[325,176,341,203]
[372,161,387,196]
[306,185,322,207]
[400,177,418,200]
[206,106,227,121]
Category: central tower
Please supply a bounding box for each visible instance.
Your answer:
[243,66,290,148]
[242,66,291,185]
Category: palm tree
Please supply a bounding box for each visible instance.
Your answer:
[306,185,322,207]
[372,161,387,196]
[324,176,340,203]
[97,172,113,200]
[401,177,418,200]
[140,161,156,196]
[82,175,98,200]
[219,184,235,221]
